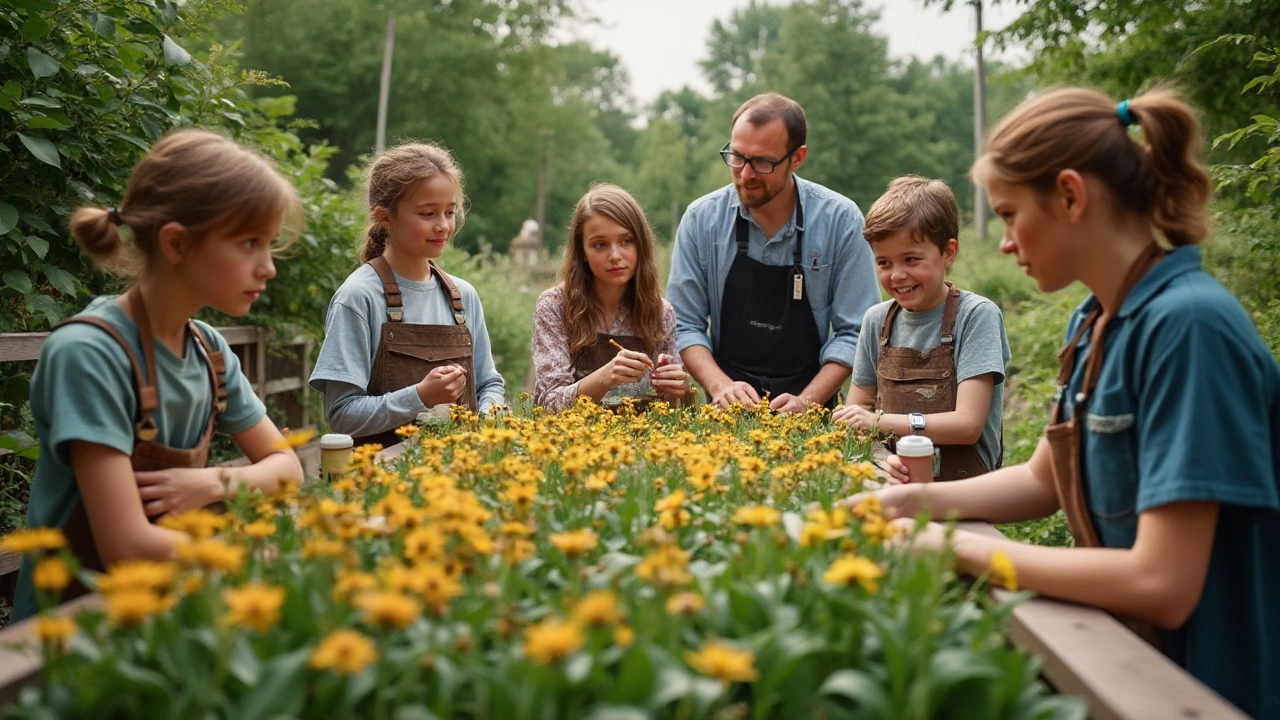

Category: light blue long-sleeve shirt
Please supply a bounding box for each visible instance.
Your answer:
[666,177,880,369]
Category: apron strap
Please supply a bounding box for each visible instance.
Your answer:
[732,183,806,269]
[53,315,160,442]
[939,283,961,346]
[187,322,229,415]
[1051,243,1166,422]
[429,261,468,326]
[368,255,404,322]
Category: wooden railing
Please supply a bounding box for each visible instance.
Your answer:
[0,438,1249,718]
[0,325,318,612]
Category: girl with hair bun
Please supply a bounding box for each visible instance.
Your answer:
[14,129,305,620]
[855,87,1280,718]
[531,182,687,411]
[309,142,505,447]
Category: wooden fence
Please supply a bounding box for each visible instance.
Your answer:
[0,325,319,611]
[0,439,1250,719]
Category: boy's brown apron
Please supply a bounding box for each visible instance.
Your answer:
[1044,243,1164,645]
[53,288,226,599]
[571,333,665,410]
[355,255,477,448]
[876,283,995,481]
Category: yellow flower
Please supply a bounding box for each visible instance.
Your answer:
[303,537,349,560]
[176,539,245,573]
[573,591,622,627]
[732,505,781,527]
[275,427,316,449]
[523,619,585,665]
[654,489,687,513]
[685,641,759,685]
[35,615,76,646]
[243,520,277,540]
[665,592,705,616]
[635,545,691,587]
[613,625,635,648]
[104,588,168,627]
[989,550,1018,591]
[0,527,66,555]
[354,590,420,629]
[32,557,71,591]
[310,629,378,675]
[851,494,881,519]
[97,560,179,594]
[549,529,598,557]
[402,526,447,562]
[822,555,885,594]
[334,570,378,600]
[413,563,463,614]
[158,509,227,540]
[223,583,285,632]
[658,508,691,529]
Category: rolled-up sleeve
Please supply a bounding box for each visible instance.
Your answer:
[668,209,714,354]
[821,208,878,368]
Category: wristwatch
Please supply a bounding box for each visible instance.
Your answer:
[908,412,926,436]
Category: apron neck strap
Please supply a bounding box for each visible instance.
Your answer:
[187,321,229,414]
[368,255,403,322]
[1054,243,1166,412]
[880,282,961,347]
[429,261,467,326]
[733,182,805,267]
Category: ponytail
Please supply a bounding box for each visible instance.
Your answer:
[69,206,133,274]
[361,223,389,262]
[973,86,1212,247]
[1126,90,1213,247]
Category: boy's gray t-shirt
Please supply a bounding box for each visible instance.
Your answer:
[309,263,506,438]
[851,290,1011,470]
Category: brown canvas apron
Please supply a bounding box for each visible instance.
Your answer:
[53,288,225,600]
[355,255,477,448]
[877,283,996,481]
[571,332,665,410]
[1044,243,1164,646]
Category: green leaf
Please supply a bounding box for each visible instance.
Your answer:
[19,95,60,108]
[234,648,309,720]
[88,12,116,39]
[17,133,60,168]
[19,17,52,42]
[2,81,19,99]
[583,706,652,720]
[393,706,442,720]
[26,47,58,79]
[25,234,50,259]
[0,202,17,235]
[162,36,192,66]
[26,116,71,130]
[24,293,61,326]
[110,132,151,152]
[228,635,261,685]
[41,264,78,297]
[3,270,32,294]
[819,669,893,717]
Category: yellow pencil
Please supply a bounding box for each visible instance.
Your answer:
[608,338,654,367]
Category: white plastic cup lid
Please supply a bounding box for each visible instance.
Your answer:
[896,435,934,457]
[320,433,354,450]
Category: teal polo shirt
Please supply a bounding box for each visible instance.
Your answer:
[1060,246,1280,719]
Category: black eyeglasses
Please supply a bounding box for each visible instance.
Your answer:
[719,142,797,174]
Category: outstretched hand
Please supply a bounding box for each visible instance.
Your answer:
[711,380,761,409]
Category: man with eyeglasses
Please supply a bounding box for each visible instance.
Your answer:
[667,92,878,412]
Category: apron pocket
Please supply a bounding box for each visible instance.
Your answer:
[388,346,471,363]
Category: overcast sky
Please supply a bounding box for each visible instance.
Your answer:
[566,0,1022,106]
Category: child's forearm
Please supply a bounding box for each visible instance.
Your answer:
[910,460,1060,523]
[224,450,302,497]
[878,410,984,444]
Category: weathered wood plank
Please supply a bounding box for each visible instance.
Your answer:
[0,595,101,707]
[958,521,1247,720]
[0,334,48,363]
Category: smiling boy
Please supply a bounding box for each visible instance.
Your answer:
[833,176,1010,482]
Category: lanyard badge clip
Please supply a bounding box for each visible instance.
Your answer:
[792,272,803,300]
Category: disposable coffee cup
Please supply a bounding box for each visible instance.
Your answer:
[320,433,354,475]
[896,435,935,484]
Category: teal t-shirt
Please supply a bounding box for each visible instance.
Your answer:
[13,296,265,621]
[1061,246,1280,719]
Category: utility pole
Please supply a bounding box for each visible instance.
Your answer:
[972,1,988,241]
[534,130,554,245]
[375,15,396,154]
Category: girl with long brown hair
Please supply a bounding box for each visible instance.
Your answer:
[854,87,1279,718]
[532,183,687,410]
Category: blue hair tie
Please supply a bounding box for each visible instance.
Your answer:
[1117,100,1136,127]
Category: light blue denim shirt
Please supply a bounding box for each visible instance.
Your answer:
[666,177,879,369]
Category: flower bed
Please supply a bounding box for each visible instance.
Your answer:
[3,401,1082,719]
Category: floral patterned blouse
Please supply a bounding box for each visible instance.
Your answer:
[531,284,680,411]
